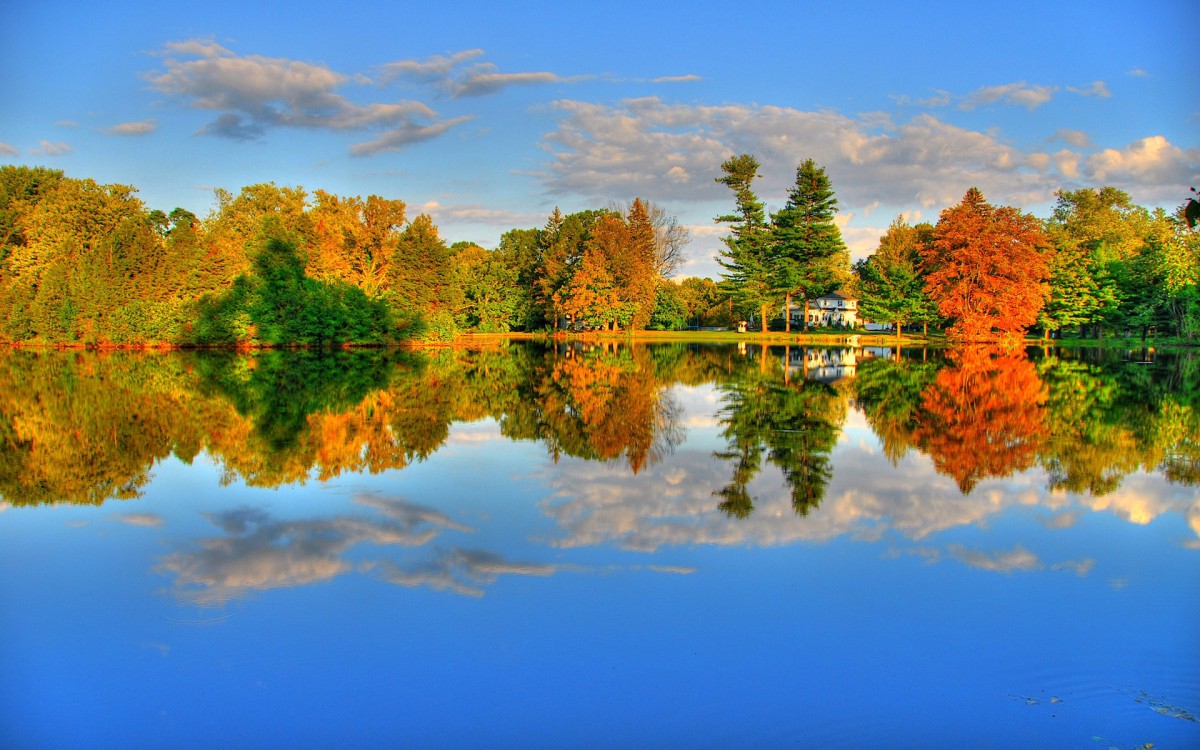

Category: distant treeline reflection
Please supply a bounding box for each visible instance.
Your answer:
[0,342,1195,509]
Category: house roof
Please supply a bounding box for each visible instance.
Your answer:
[816,290,853,301]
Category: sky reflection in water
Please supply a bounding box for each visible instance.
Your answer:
[0,343,1196,749]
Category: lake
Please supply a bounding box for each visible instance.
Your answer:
[0,341,1196,749]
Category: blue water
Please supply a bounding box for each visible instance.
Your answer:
[0,347,1197,749]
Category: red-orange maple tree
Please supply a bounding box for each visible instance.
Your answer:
[921,188,1051,343]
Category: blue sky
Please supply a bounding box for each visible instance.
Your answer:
[2,0,1197,277]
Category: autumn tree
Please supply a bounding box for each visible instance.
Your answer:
[609,198,691,279]
[563,221,623,330]
[771,159,848,332]
[619,198,660,330]
[309,191,405,296]
[203,183,311,292]
[537,209,606,329]
[921,188,1050,344]
[715,154,775,331]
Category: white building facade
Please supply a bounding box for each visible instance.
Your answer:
[785,291,859,328]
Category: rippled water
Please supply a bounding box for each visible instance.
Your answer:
[0,342,1196,749]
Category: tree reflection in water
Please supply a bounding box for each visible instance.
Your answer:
[0,342,1194,510]
[712,344,846,518]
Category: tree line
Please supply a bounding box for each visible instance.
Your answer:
[0,164,701,346]
[714,153,1200,344]
[1,162,1196,346]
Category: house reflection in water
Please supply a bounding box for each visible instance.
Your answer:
[784,346,895,383]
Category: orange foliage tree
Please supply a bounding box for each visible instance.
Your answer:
[921,188,1051,343]
[913,346,1049,493]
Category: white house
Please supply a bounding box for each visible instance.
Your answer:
[785,291,859,328]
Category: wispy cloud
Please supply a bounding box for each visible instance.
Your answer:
[375,49,574,98]
[455,67,568,98]
[348,115,473,156]
[105,119,158,136]
[374,49,485,85]
[652,74,701,84]
[1067,80,1111,98]
[1039,510,1080,529]
[892,89,952,108]
[116,512,165,527]
[32,140,72,156]
[378,548,555,598]
[0,142,18,156]
[1052,128,1092,148]
[960,82,1058,110]
[1053,558,1095,576]
[948,544,1043,573]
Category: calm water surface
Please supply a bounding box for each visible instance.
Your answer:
[0,342,1196,749]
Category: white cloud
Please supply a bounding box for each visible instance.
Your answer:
[0,142,17,156]
[157,495,476,605]
[652,75,701,84]
[540,98,1054,213]
[1054,148,1083,180]
[148,38,467,152]
[105,119,158,136]
[1086,135,1200,186]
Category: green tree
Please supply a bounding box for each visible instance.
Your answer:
[648,281,688,330]
[715,154,774,332]
[771,159,848,332]
[855,217,937,337]
[1040,187,1152,339]
[496,227,542,330]
[388,214,461,340]
[677,277,729,327]
[453,244,521,332]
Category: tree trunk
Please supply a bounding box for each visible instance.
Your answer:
[785,292,792,334]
